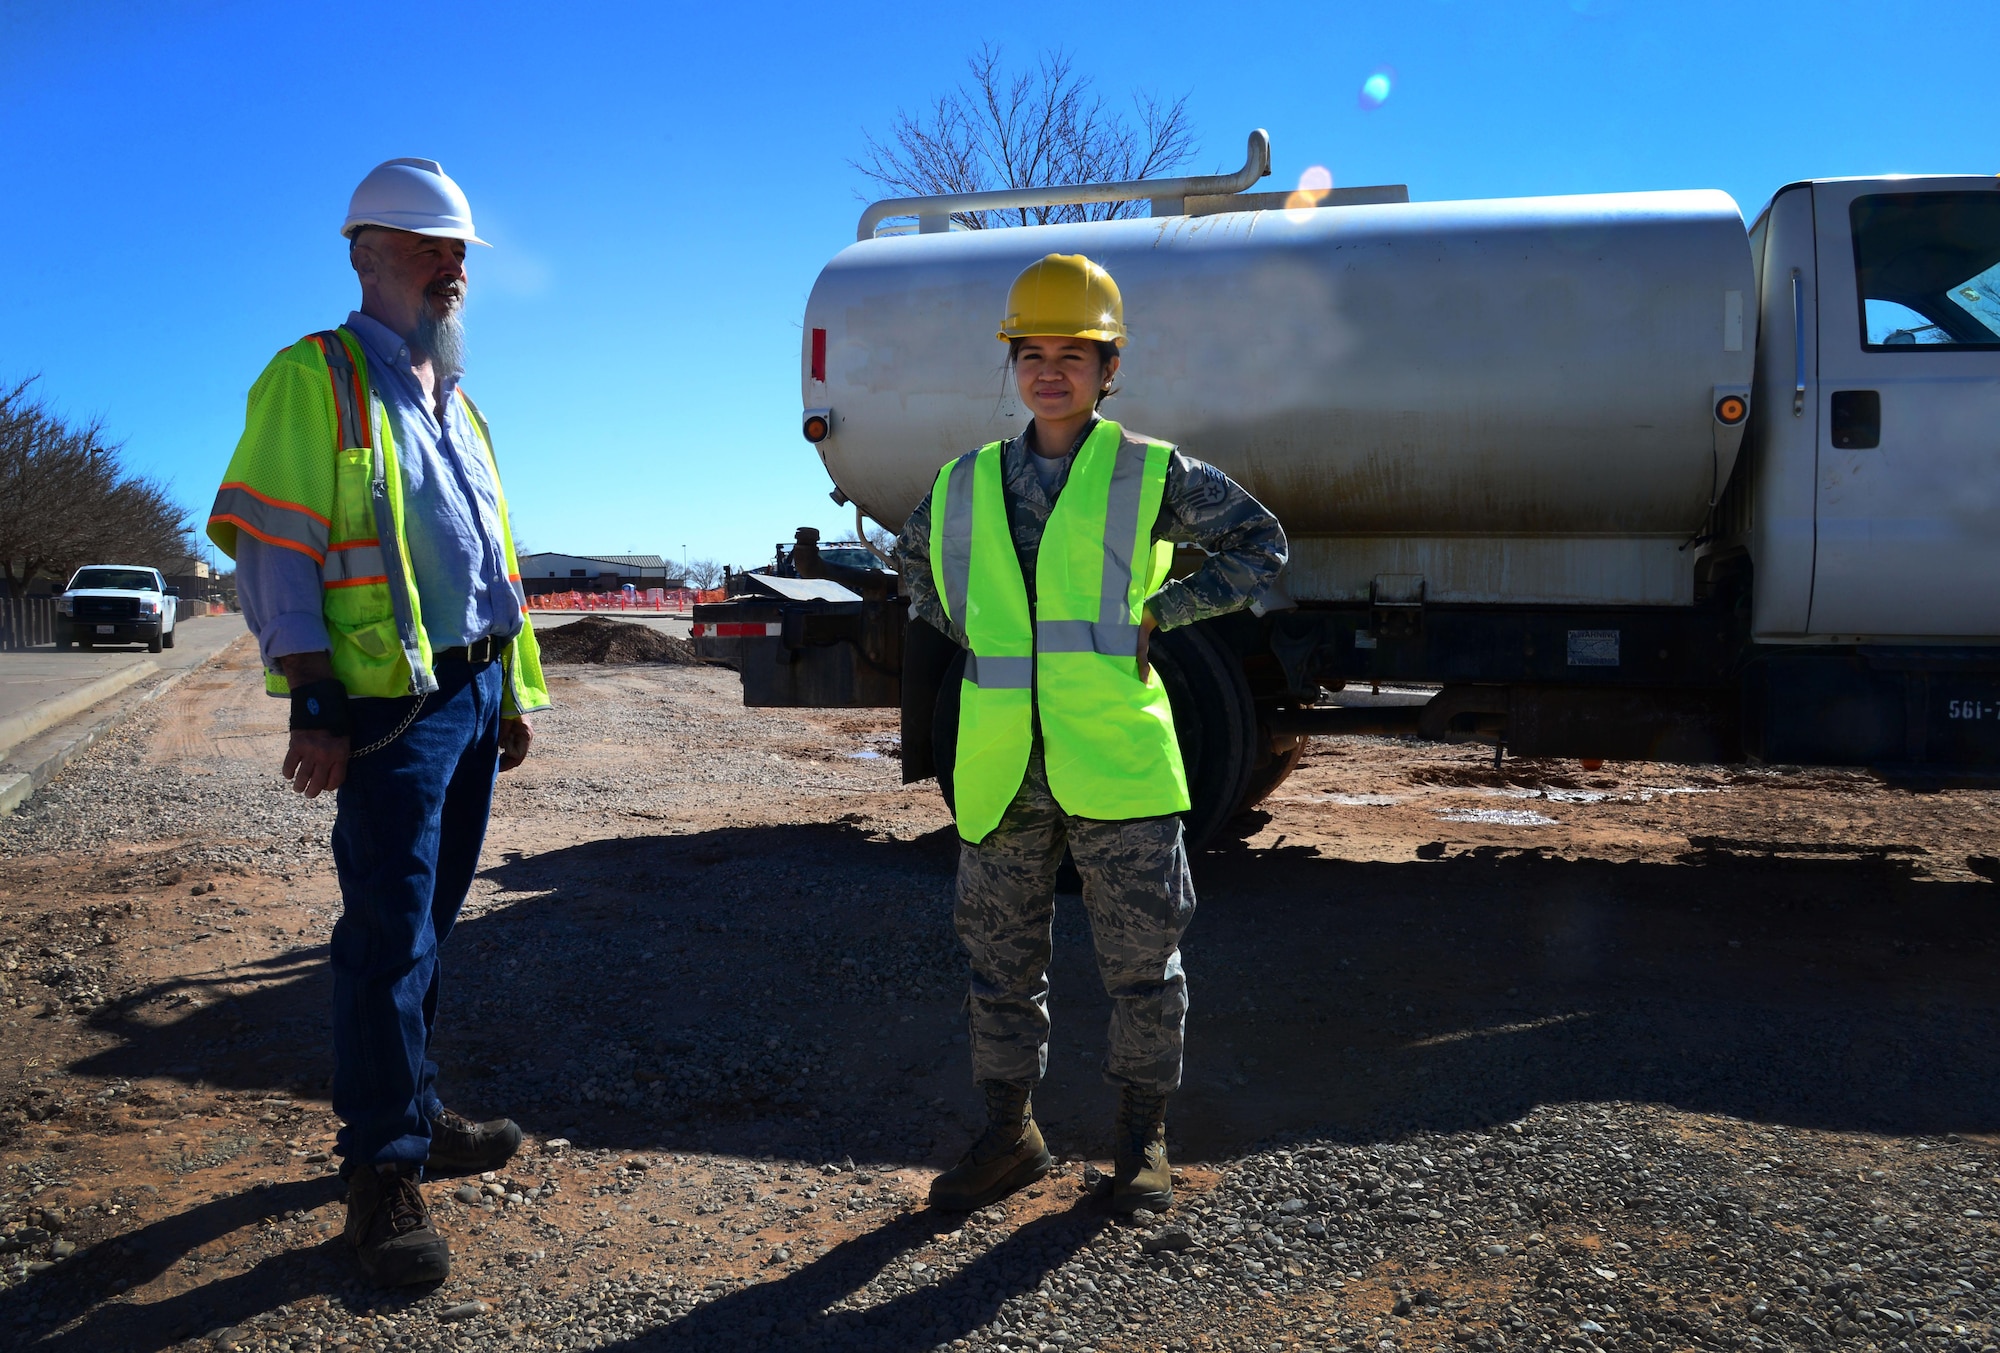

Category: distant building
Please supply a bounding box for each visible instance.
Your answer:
[516,552,669,596]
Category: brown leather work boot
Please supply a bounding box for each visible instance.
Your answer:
[1108,1086,1173,1214]
[344,1163,450,1286]
[928,1080,1055,1211]
[426,1106,523,1176]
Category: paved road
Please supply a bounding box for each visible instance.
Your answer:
[0,613,251,727]
[0,611,681,733]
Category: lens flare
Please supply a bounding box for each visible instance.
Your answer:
[1285,165,1335,218]
[1358,68,1394,109]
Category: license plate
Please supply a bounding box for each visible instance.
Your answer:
[96,625,115,634]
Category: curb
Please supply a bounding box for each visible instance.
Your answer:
[0,637,249,817]
[0,660,159,763]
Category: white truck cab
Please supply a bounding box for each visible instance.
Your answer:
[56,565,178,653]
[1741,177,2000,640]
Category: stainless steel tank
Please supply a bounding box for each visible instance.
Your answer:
[802,190,1756,606]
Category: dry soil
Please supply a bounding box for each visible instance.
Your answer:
[0,635,1995,1353]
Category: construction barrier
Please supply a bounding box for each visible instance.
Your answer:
[527,588,705,614]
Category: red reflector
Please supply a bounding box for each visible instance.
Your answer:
[810,328,827,383]
[697,622,783,637]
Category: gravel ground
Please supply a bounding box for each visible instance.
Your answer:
[0,649,1995,1353]
[0,643,333,875]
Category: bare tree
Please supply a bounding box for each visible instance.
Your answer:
[854,45,1198,231]
[681,557,725,589]
[0,379,192,595]
[862,522,897,562]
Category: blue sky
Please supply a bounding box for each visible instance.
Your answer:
[1,0,1992,574]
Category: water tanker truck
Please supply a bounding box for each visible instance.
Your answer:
[696,132,2000,843]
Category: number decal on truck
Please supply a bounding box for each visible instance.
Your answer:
[1947,700,1997,721]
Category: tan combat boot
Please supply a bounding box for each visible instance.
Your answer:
[928,1080,1054,1211]
[1108,1086,1173,1214]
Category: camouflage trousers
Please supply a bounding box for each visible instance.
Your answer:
[955,745,1196,1093]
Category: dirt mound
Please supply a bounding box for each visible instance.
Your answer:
[535,615,702,665]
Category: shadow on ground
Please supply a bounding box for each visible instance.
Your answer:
[67,821,2000,1159]
[14,821,2000,1348]
[611,1204,1107,1352]
[6,1186,1105,1353]
[3,1175,353,1351]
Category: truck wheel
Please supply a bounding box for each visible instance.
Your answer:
[162,625,175,650]
[1237,725,1308,812]
[932,625,1259,850]
[1150,622,1258,848]
[147,624,163,654]
[931,649,967,819]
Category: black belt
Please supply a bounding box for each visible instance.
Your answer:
[434,635,503,665]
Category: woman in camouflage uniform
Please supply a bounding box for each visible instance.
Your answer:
[898,254,1287,1213]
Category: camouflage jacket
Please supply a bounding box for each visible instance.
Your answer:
[895,419,1288,644]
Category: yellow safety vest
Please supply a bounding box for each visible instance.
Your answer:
[206,328,549,715]
[931,420,1190,843]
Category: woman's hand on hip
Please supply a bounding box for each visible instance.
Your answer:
[1136,607,1160,682]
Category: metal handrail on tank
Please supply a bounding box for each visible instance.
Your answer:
[855,129,1273,241]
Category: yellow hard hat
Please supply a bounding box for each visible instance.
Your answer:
[996,254,1126,346]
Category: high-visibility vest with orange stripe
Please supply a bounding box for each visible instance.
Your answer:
[206,328,549,714]
[931,420,1190,843]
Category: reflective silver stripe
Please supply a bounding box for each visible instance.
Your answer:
[324,541,388,585]
[1035,618,1140,657]
[313,330,370,451]
[208,484,329,560]
[940,451,978,624]
[367,393,438,695]
[1097,435,1152,626]
[965,654,1033,689]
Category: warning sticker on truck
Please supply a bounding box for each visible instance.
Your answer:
[1567,630,1620,667]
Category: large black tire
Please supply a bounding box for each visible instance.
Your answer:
[931,621,1258,849]
[1150,622,1258,847]
[1237,727,1308,812]
[147,624,163,654]
[162,624,175,650]
[931,649,967,818]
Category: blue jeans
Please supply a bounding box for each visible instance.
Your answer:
[329,654,502,1170]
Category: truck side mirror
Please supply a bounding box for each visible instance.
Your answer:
[164,586,181,597]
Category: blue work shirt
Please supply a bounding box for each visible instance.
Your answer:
[236,311,522,669]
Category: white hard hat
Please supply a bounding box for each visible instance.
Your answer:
[342,158,489,245]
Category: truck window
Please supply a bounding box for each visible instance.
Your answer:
[1852,192,2000,350]
[69,567,157,591]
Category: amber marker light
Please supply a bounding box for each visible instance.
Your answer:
[1715,395,1747,425]
[802,409,833,443]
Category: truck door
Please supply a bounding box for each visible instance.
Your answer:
[1807,178,2000,637]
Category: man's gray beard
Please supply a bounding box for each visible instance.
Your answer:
[412,298,467,376]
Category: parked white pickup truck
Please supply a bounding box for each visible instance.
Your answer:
[55,565,178,653]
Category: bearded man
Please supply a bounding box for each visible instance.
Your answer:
[206,158,549,1286]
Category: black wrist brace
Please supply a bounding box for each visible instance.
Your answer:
[289,679,351,736]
